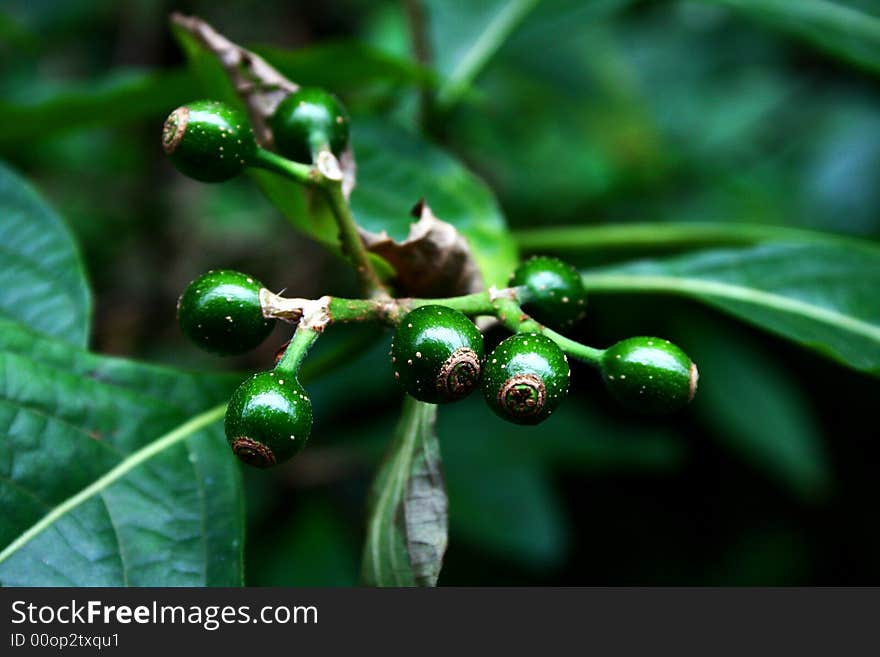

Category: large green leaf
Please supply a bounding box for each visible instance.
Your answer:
[438,395,683,566]
[686,320,831,501]
[351,119,517,286]
[0,319,242,586]
[246,498,360,587]
[514,222,870,255]
[426,0,638,110]
[0,69,196,146]
[426,0,542,109]
[697,0,880,74]
[362,396,447,587]
[0,161,245,586]
[171,31,428,108]
[0,161,91,347]
[581,242,880,375]
[251,41,436,92]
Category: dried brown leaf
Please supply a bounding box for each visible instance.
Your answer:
[360,200,484,297]
[170,13,297,148]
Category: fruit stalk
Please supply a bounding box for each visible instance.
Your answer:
[276,324,321,375]
[322,180,390,299]
[263,287,605,366]
[252,148,389,299]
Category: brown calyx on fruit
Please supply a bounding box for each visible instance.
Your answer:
[231,436,276,468]
[437,347,480,400]
[688,362,700,402]
[163,106,189,154]
[498,374,546,419]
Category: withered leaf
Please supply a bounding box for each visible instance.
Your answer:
[170,13,297,148]
[362,397,448,587]
[360,200,484,297]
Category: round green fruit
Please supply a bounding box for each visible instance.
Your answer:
[225,371,312,468]
[601,337,698,414]
[511,256,588,330]
[177,270,274,356]
[269,87,350,163]
[482,333,569,425]
[391,305,484,404]
[163,100,256,182]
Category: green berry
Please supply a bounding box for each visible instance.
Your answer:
[177,270,274,356]
[601,337,698,414]
[163,100,257,182]
[482,333,569,425]
[511,256,588,330]
[225,371,312,468]
[269,87,350,163]
[391,305,484,404]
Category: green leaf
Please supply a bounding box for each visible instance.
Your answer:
[427,0,542,109]
[514,222,870,255]
[246,498,360,587]
[251,41,436,92]
[697,0,880,74]
[686,320,831,500]
[249,119,519,287]
[437,396,683,567]
[581,242,880,375]
[362,396,447,587]
[352,120,518,286]
[0,160,91,346]
[0,69,196,146]
[448,459,567,568]
[0,319,243,586]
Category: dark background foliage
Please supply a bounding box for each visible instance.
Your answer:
[2,0,879,584]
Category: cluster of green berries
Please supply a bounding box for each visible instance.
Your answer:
[389,304,569,424]
[177,270,306,468]
[162,88,350,182]
[165,87,350,468]
[389,257,696,425]
[166,89,697,470]
[175,258,696,469]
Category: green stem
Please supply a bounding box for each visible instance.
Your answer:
[411,291,498,317]
[325,291,498,326]
[513,222,865,254]
[436,0,540,110]
[404,0,434,128]
[321,291,604,366]
[251,147,316,185]
[276,325,321,374]
[543,327,604,365]
[323,181,390,298]
[252,148,390,298]
[491,297,603,366]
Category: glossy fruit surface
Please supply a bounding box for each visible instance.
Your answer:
[177,270,274,355]
[482,333,569,425]
[269,88,350,163]
[163,100,256,182]
[511,256,588,330]
[391,305,484,404]
[225,372,312,468]
[601,337,698,414]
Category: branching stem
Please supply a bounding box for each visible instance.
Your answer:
[265,287,605,368]
[251,147,390,299]
[276,325,321,374]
